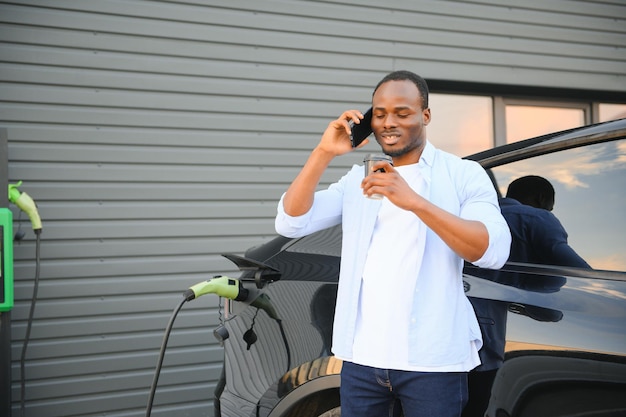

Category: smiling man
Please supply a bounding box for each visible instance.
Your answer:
[275,70,511,417]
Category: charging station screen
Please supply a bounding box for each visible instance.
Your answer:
[0,208,14,311]
[1,225,4,304]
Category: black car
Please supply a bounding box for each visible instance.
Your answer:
[213,118,626,417]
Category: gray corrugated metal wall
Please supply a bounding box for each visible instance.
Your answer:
[0,1,624,416]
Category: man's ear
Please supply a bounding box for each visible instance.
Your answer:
[423,107,431,125]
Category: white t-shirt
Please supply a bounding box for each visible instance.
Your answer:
[351,163,479,371]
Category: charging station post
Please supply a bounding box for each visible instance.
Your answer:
[1,127,12,417]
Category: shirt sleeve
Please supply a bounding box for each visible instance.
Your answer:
[457,161,512,269]
[275,166,358,237]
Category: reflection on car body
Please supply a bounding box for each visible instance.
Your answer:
[214,118,626,417]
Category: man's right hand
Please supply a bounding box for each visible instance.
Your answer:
[317,110,369,156]
[282,110,368,217]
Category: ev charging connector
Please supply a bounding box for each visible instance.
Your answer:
[183,275,249,302]
[8,181,42,232]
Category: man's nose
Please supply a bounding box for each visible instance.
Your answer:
[383,115,396,128]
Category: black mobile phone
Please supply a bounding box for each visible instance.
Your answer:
[350,107,373,148]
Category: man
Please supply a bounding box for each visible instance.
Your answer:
[275,70,511,417]
[501,175,590,268]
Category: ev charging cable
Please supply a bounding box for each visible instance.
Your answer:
[145,276,248,417]
[8,181,42,417]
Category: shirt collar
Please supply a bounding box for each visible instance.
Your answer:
[420,141,435,182]
[420,141,435,167]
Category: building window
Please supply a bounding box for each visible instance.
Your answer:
[598,103,626,122]
[428,94,625,157]
[428,94,493,156]
[504,103,587,144]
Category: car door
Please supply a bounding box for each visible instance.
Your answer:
[465,135,626,417]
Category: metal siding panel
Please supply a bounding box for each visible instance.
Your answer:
[2,1,623,87]
[1,0,624,416]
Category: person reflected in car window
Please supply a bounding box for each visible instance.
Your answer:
[275,70,511,417]
[502,175,590,268]
[464,174,589,417]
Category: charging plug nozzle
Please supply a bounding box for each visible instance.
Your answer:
[8,181,42,231]
[184,275,249,302]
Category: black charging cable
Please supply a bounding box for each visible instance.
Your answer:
[145,297,188,417]
[20,229,41,417]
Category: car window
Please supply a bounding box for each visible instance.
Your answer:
[491,138,626,272]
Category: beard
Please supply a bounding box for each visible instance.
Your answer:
[377,138,423,158]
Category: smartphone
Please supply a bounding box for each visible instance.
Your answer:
[350,107,373,148]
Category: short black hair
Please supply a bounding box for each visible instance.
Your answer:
[373,70,429,109]
[506,175,555,211]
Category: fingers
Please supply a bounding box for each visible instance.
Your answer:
[362,163,393,188]
[324,110,364,143]
[366,161,394,174]
[343,109,364,124]
[320,110,365,155]
[338,109,364,135]
[361,163,402,199]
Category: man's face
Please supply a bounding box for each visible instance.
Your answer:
[371,79,431,165]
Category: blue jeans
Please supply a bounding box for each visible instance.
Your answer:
[340,362,468,417]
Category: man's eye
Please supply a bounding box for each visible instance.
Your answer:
[398,114,409,118]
